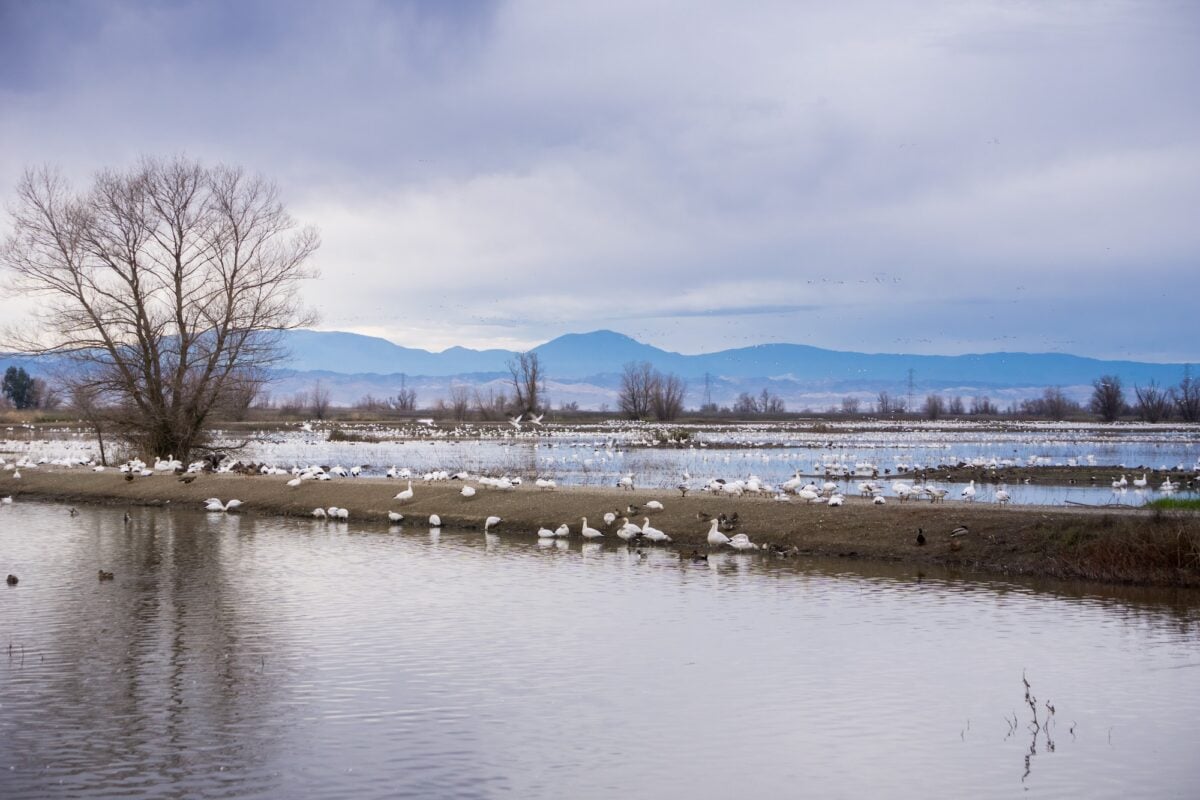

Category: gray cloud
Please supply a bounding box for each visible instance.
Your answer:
[1,0,1197,361]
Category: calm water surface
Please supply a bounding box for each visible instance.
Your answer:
[2,501,1199,798]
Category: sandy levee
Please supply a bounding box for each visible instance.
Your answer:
[2,469,1198,588]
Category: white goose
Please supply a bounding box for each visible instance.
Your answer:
[388,511,404,523]
[484,515,502,531]
[706,518,731,547]
[961,480,976,502]
[429,514,441,527]
[995,487,1010,504]
[640,517,670,543]
[394,481,414,503]
[1132,473,1148,489]
[537,526,556,538]
[728,533,758,551]
[616,517,643,542]
[581,517,604,539]
[461,485,476,498]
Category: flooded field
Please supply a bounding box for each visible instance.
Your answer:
[2,500,1199,798]
[4,420,1198,507]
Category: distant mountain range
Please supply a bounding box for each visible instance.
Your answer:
[264,329,1193,409]
[5,329,1193,410]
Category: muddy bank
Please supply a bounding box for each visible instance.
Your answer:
[3,469,1198,588]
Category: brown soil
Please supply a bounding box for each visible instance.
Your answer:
[3,469,1199,588]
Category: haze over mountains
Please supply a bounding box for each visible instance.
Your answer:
[3,328,1192,410]
[265,329,1193,410]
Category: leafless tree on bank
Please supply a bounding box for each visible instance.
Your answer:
[618,362,657,419]
[1,157,319,462]
[651,373,687,421]
[446,384,471,421]
[923,394,945,420]
[1134,380,1173,423]
[619,361,686,420]
[1090,375,1125,422]
[1176,368,1200,422]
[309,380,332,419]
[508,352,544,416]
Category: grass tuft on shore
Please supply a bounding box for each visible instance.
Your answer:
[1055,519,1200,584]
[1145,498,1200,511]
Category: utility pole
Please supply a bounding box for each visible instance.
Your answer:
[704,372,713,407]
[906,368,915,410]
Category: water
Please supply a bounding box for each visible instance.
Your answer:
[5,420,1199,507]
[2,501,1199,798]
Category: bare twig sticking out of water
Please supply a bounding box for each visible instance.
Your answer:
[1019,671,1060,783]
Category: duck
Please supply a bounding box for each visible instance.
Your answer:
[6,574,17,585]
[580,517,603,539]
[916,528,926,546]
[706,518,731,547]
[97,570,114,581]
[950,525,969,538]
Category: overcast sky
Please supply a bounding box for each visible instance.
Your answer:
[1,0,1197,361]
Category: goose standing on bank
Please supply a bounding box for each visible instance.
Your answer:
[706,518,731,547]
[395,481,414,503]
[641,517,670,543]
[581,517,603,539]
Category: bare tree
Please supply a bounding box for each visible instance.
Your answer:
[70,382,111,465]
[651,373,687,421]
[447,384,471,421]
[733,392,759,415]
[1134,380,1173,423]
[1,158,319,462]
[1090,375,1125,422]
[393,374,418,411]
[618,362,656,419]
[310,380,332,419]
[923,394,945,420]
[1176,368,1200,423]
[969,396,997,415]
[947,396,965,416]
[876,390,893,415]
[841,396,861,415]
[759,387,785,414]
[472,387,509,421]
[507,352,544,416]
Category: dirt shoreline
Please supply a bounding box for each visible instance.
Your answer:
[3,469,1198,588]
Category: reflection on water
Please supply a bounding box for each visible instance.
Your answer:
[2,500,1199,799]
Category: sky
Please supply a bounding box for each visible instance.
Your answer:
[1,0,1198,362]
